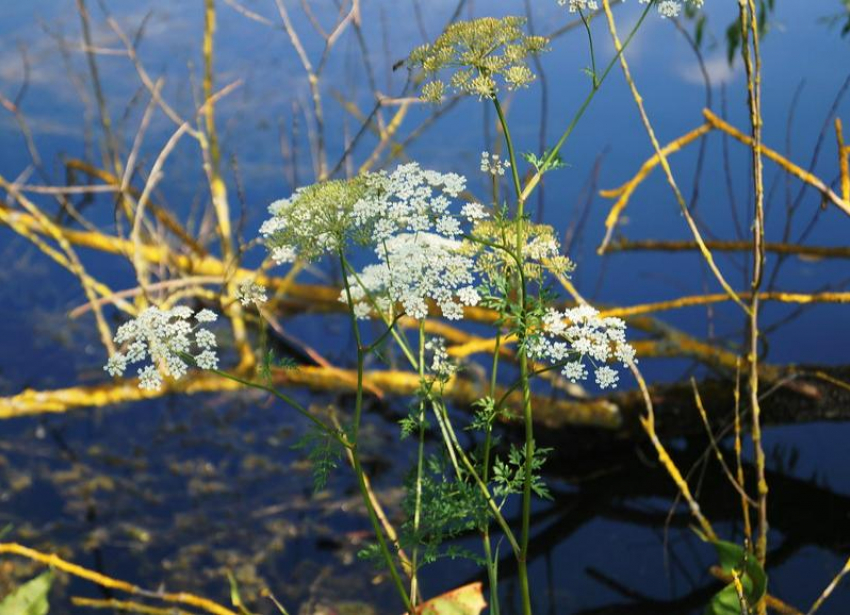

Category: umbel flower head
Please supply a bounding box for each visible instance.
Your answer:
[527,305,636,390]
[352,162,469,243]
[343,232,481,321]
[473,220,575,282]
[104,306,219,390]
[408,16,549,102]
[259,176,371,264]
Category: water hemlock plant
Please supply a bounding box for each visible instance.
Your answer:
[99,4,723,615]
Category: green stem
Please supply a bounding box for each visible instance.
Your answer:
[520,1,653,203]
[340,251,414,613]
[212,368,349,449]
[410,322,427,606]
[430,398,521,557]
[482,323,503,615]
[580,9,599,88]
[493,93,534,615]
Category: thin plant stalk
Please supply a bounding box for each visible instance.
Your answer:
[739,4,769,610]
[339,250,414,613]
[409,321,427,606]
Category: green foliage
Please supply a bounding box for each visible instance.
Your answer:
[0,571,53,615]
[399,455,488,570]
[226,570,255,615]
[702,538,767,615]
[259,349,298,385]
[468,396,499,432]
[492,442,552,500]
[292,424,344,492]
[522,149,568,175]
[399,403,429,439]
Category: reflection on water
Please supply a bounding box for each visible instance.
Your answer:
[1,0,849,613]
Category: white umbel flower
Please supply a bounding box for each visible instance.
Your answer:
[558,0,599,12]
[352,163,472,244]
[343,232,480,321]
[480,151,511,176]
[528,304,636,389]
[104,305,220,390]
[237,280,268,306]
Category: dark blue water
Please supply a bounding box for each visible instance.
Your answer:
[1,1,849,613]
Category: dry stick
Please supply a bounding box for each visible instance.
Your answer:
[273,0,328,179]
[600,290,850,319]
[71,597,195,615]
[806,557,850,615]
[0,201,129,321]
[739,3,769,593]
[0,175,116,354]
[130,80,242,300]
[691,379,756,507]
[837,118,850,203]
[733,359,753,546]
[9,184,121,195]
[75,0,121,187]
[629,362,717,541]
[201,0,253,370]
[64,158,207,256]
[599,1,749,317]
[120,79,164,196]
[0,543,238,615]
[599,123,713,251]
[68,276,225,318]
[607,239,850,260]
[598,111,850,253]
[704,109,850,217]
[221,0,274,26]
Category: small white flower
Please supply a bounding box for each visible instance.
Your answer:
[103,305,220,390]
[138,365,163,391]
[195,309,218,323]
[426,338,457,378]
[560,0,599,12]
[237,280,268,306]
[658,0,681,18]
[479,151,511,176]
[343,232,478,322]
[195,350,219,370]
[461,202,488,222]
[595,366,619,390]
[271,245,297,264]
[457,286,480,306]
[562,360,588,383]
[105,353,127,377]
[530,304,636,390]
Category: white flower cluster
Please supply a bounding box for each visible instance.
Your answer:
[527,305,636,390]
[475,221,575,281]
[237,280,268,306]
[559,0,598,12]
[344,233,480,321]
[104,306,219,390]
[352,163,468,243]
[425,338,457,379]
[562,0,703,19]
[639,0,704,19]
[339,163,486,321]
[480,151,511,176]
[259,177,370,265]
